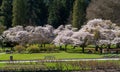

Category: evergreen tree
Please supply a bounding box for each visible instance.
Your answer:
[47,0,61,28]
[72,0,87,29]
[47,0,74,28]
[12,0,27,26]
[59,0,74,25]
[37,0,47,26]
[0,0,12,28]
[0,0,2,6]
[26,0,47,26]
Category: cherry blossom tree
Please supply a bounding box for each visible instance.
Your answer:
[2,25,55,47]
[53,19,120,53]
[1,19,120,53]
[82,19,120,53]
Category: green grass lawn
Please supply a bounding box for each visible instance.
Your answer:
[0,52,104,60]
[0,63,6,68]
[0,44,118,61]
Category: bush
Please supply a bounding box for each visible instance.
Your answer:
[14,45,25,53]
[26,44,40,53]
[44,45,59,52]
[39,44,59,53]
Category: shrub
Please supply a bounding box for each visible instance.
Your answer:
[45,45,59,52]
[14,45,25,53]
[26,44,40,53]
[39,44,59,53]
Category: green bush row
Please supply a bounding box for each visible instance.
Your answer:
[13,44,59,53]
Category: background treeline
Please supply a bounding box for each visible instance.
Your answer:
[0,0,119,29]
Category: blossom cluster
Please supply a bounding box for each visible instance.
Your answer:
[1,19,120,47]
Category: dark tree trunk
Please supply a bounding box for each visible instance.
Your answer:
[82,43,85,53]
[11,47,13,51]
[73,46,76,49]
[107,44,111,49]
[99,46,103,54]
[82,46,85,53]
[60,46,62,50]
[40,44,43,47]
[116,43,120,48]
[100,48,102,54]
[95,45,99,51]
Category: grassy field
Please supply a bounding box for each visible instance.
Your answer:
[0,52,104,60]
[0,44,118,61]
[0,63,6,68]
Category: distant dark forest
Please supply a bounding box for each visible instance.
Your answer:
[0,0,119,29]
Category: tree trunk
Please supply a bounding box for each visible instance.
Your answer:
[40,44,43,47]
[107,44,111,49]
[60,46,62,50]
[116,43,120,48]
[95,45,99,51]
[82,44,85,53]
[100,48,102,54]
[82,46,85,53]
[11,47,13,51]
[73,46,76,49]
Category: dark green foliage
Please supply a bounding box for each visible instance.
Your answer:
[47,0,61,28]
[14,45,25,53]
[0,0,2,6]
[12,0,27,26]
[26,0,47,26]
[59,0,74,25]
[0,0,86,28]
[48,0,74,28]
[0,24,6,35]
[0,0,12,28]
[26,44,40,53]
[72,0,88,29]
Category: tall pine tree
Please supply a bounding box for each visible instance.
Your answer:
[72,0,87,29]
[47,0,61,28]
[12,0,27,26]
[59,0,74,25]
[0,0,12,28]
[26,0,47,26]
[0,0,2,6]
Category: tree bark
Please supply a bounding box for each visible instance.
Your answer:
[116,43,120,48]
[59,46,62,50]
[107,44,111,49]
[95,45,99,51]
[82,46,85,53]
[82,44,85,53]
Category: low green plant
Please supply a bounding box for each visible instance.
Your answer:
[39,44,59,53]
[14,45,25,53]
[45,45,59,52]
[26,44,40,53]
